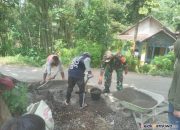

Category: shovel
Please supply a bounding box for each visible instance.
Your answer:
[81,75,93,108]
[74,75,92,107]
[36,81,49,90]
[75,75,93,94]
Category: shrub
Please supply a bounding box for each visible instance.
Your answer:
[151,51,175,71]
[54,39,76,66]
[138,63,151,73]
[54,39,103,67]
[125,50,138,71]
[75,39,103,67]
[2,83,28,116]
[135,51,175,76]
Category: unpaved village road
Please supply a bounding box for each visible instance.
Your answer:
[0,64,172,100]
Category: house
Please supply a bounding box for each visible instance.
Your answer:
[116,16,176,63]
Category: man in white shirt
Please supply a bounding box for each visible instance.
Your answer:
[41,54,65,84]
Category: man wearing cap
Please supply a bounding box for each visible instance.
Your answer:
[64,52,93,109]
[41,54,65,84]
[98,50,128,93]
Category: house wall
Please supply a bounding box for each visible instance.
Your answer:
[123,18,162,36]
[149,19,162,35]
[140,32,175,63]
[146,32,175,47]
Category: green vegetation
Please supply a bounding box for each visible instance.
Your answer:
[137,51,175,76]
[0,54,45,67]
[0,0,179,75]
[54,39,103,67]
[2,83,28,116]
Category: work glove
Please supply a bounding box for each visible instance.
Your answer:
[87,71,93,79]
[87,74,93,79]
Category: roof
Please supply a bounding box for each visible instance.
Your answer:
[142,29,176,42]
[116,34,150,42]
[116,16,176,42]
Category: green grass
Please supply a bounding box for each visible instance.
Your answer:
[0,54,45,67]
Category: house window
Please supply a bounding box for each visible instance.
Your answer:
[154,47,166,57]
[154,47,160,56]
[147,46,152,59]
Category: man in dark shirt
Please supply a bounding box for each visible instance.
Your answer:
[64,52,93,109]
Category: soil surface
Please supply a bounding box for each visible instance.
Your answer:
[28,80,138,130]
[0,65,170,130]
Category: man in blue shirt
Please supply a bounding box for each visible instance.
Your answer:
[64,52,93,109]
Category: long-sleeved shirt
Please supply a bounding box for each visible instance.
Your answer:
[168,38,180,110]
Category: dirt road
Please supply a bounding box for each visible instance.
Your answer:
[0,64,172,99]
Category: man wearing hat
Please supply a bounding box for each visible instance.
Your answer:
[64,52,93,109]
[98,50,128,93]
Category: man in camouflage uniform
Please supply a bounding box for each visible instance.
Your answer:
[98,50,128,93]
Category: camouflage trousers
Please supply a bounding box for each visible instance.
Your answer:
[104,67,123,91]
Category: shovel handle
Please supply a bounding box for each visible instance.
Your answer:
[75,76,92,94]
[36,81,49,90]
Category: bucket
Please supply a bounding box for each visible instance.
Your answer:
[90,87,102,100]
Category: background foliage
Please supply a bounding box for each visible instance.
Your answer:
[137,51,175,76]
[0,0,179,71]
[2,83,28,116]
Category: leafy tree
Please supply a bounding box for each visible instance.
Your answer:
[151,0,180,30]
[110,0,158,24]
[75,0,111,47]
[0,1,18,56]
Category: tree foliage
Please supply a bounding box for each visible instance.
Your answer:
[0,0,179,65]
[151,0,180,30]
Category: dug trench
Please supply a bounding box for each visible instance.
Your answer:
[28,80,138,130]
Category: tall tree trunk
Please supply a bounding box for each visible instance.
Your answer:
[0,33,6,56]
[27,27,33,47]
[133,21,139,52]
[38,0,50,54]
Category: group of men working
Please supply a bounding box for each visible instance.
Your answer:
[41,50,128,109]
[1,36,180,129]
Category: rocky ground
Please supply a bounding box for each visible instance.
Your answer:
[28,80,138,130]
[27,80,169,130]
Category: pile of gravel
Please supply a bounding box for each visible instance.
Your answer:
[105,112,138,130]
[29,81,139,130]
